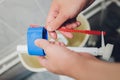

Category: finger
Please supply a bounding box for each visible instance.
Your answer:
[55,41,65,46]
[60,31,73,39]
[62,17,76,25]
[59,42,66,46]
[65,22,78,29]
[45,3,58,39]
[49,41,56,44]
[49,31,57,39]
[46,3,59,25]
[46,12,69,31]
[71,22,80,28]
[55,41,61,45]
[37,56,48,67]
[76,21,81,26]
[65,21,80,29]
[35,39,50,50]
[59,27,73,38]
[46,10,58,25]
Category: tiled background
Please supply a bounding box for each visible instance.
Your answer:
[1,0,119,80]
[0,0,62,80]
[0,0,74,80]
[0,0,51,59]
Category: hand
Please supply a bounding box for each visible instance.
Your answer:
[45,0,95,39]
[35,39,99,79]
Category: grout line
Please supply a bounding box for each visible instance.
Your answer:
[34,0,47,18]
[0,18,21,36]
[0,56,20,75]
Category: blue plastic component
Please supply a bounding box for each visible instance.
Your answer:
[27,27,48,56]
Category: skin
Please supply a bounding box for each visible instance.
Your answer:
[35,39,120,80]
[45,0,95,39]
[35,0,120,80]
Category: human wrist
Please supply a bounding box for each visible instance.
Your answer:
[77,59,103,80]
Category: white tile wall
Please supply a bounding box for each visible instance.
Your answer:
[0,0,62,79]
[0,0,51,57]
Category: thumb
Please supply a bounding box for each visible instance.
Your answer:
[35,39,50,50]
[47,13,69,31]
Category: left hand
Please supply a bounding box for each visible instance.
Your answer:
[35,39,99,79]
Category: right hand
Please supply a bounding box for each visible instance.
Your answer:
[45,0,95,39]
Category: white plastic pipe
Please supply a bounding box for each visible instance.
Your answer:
[17,45,100,56]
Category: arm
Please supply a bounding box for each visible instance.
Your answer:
[35,39,120,80]
[73,60,120,80]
